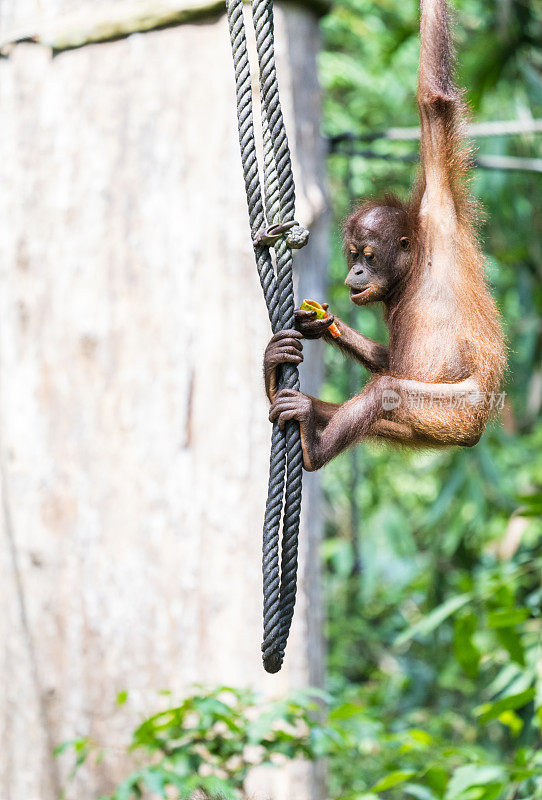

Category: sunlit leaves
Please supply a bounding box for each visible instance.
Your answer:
[445,765,506,800]
[372,770,417,791]
[453,613,481,679]
[474,687,536,724]
[58,687,329,800]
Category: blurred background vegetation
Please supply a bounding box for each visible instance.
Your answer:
[318,0,542,796]
[64,0,542,797]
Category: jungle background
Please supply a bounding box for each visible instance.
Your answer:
[55,0,541,797]
[320,0,542,795]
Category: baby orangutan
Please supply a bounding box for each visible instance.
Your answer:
[263,0,505,472]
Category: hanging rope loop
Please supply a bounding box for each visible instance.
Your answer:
[226,0,305,673]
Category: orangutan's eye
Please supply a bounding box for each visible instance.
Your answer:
[350,250,359,261]
[400,237,410,250]
[363,247,375,263]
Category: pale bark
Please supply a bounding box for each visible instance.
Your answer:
[0,2,328,798]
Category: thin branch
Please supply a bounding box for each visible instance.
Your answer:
[329,147,542,174]
[476,154,542,173]
[329,119,542,146]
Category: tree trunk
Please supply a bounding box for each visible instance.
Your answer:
[0,2,328,798]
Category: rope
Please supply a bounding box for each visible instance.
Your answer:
[226,0,309,673]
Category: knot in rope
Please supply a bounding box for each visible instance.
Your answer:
[253,220,310,250]
[286,223,310,249]
[226,0,305,674]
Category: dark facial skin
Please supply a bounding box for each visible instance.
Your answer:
[344,206,412,306]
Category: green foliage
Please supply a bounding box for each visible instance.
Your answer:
[319,0,542,796]
[322,541,542,798]
[59,673,542,799]
[57,686,335,799]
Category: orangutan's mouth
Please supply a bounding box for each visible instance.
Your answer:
[350,286,373,301]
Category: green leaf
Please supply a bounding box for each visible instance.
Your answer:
[474,688,536,724]
[396,594,472,646]
[424,765,449,795]
[495,626,525,666]
[182,775,239,800]
[404,784,440,800]
[487,608,530,628]
[497,710,523,736]
[372,770,417,791]
[517,489,542,514]
[53,738,89,757]
[113,776,140,800]
[328,701,366,721]
[454,613,480,678]
[445,765,506,799]
[141,768,166,798]
[116,690,129,706]
[407,729,433,746]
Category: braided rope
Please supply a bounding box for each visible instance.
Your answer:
[226,0,308,672]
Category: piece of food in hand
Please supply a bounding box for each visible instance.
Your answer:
[299,299,340,338]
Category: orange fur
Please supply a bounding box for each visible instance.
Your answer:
[266,0,506,470]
